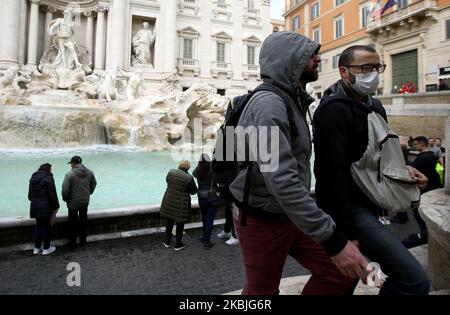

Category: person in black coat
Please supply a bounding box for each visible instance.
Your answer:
[28,163,60,255]
[402,136,443,248]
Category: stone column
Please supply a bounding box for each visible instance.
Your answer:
[85,11,95,62]
[261,0,272,39]
[108,0,129,69]
[44,6,56,50]
[161,0,177,72]
[0,0,23,68]
[95,7,107,71]
[27,0,41,68]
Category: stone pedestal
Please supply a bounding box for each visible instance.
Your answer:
[29,90,91,107]
[419,189,450,291]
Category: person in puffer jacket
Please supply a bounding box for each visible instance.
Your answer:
[29,163,60,256]
[62,156,97,247]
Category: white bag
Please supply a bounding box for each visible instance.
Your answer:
[351,112,421,212]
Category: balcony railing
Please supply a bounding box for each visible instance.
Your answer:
[367,0,437,31]
[212,61,232,70]
[244,64,259,72]
[247,8,260,16]
[177,58,200,76]
[243,64,261,80]
[214,1,230,10]
[178,0,200,15]
[211,61,232,78]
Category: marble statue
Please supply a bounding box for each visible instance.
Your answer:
[161,70,181,94]
[48,10,82,70]
[0,67,31,95]
[132,22,156,66]
[98,69,119,102]
[0,67,19,90]
[121,69,144,100]
[39,9,92,82]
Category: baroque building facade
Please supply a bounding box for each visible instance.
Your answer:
[0,0,272,96]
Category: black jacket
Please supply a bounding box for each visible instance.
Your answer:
[408,151,442,193]
[28,171,60,219]
[313,81,387,240]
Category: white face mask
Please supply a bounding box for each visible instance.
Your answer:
[347,71,380,96]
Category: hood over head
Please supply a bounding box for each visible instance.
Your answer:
[260,32,321,99]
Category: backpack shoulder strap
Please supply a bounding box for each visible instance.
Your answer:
[251,83,299,137]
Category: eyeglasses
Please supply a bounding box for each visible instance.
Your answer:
[346,63,387,74]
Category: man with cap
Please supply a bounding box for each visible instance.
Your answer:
[62,156,97,247]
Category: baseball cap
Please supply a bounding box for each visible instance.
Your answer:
[68,156,82,164]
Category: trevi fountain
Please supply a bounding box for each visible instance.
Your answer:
[0,3,318,218]
[0,9,230,217]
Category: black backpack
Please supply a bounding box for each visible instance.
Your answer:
[212,82,298,225]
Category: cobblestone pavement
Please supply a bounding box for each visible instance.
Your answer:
[0,219,418,295]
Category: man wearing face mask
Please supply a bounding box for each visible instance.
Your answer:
[313,46,430,295]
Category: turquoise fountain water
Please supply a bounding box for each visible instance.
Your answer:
[0,146,201,218]
[0,146,315,219]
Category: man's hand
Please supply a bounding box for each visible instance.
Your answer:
[407,166,428,191]
[330,241,369,282]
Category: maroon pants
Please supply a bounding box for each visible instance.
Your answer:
[235,211,355,295]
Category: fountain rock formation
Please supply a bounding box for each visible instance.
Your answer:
[102,83,228,151]
[0,63,229,151]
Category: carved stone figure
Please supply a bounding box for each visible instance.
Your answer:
[49,10,82,70]
[0,67,31,95]
[0,67,19,90]
[121,69,144,100]
[161,70,181,94]
[39,10,92,77]
[98,69,119,102]
[132,22,156,66]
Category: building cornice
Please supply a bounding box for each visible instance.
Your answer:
[40,0,107,12]
[283,0,308,17]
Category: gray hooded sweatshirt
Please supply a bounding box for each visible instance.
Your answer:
[62,164,97,210]
[229,32,347,256]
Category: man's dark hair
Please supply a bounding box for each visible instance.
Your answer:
[339,45,377,68]
[414,136,428,146]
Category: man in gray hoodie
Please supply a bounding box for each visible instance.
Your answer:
[62,156,97,247]
[229,32,368,295]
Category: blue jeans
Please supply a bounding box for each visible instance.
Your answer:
[199,197,216,243]
[351,208,430,295]
[224,202,236,238]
